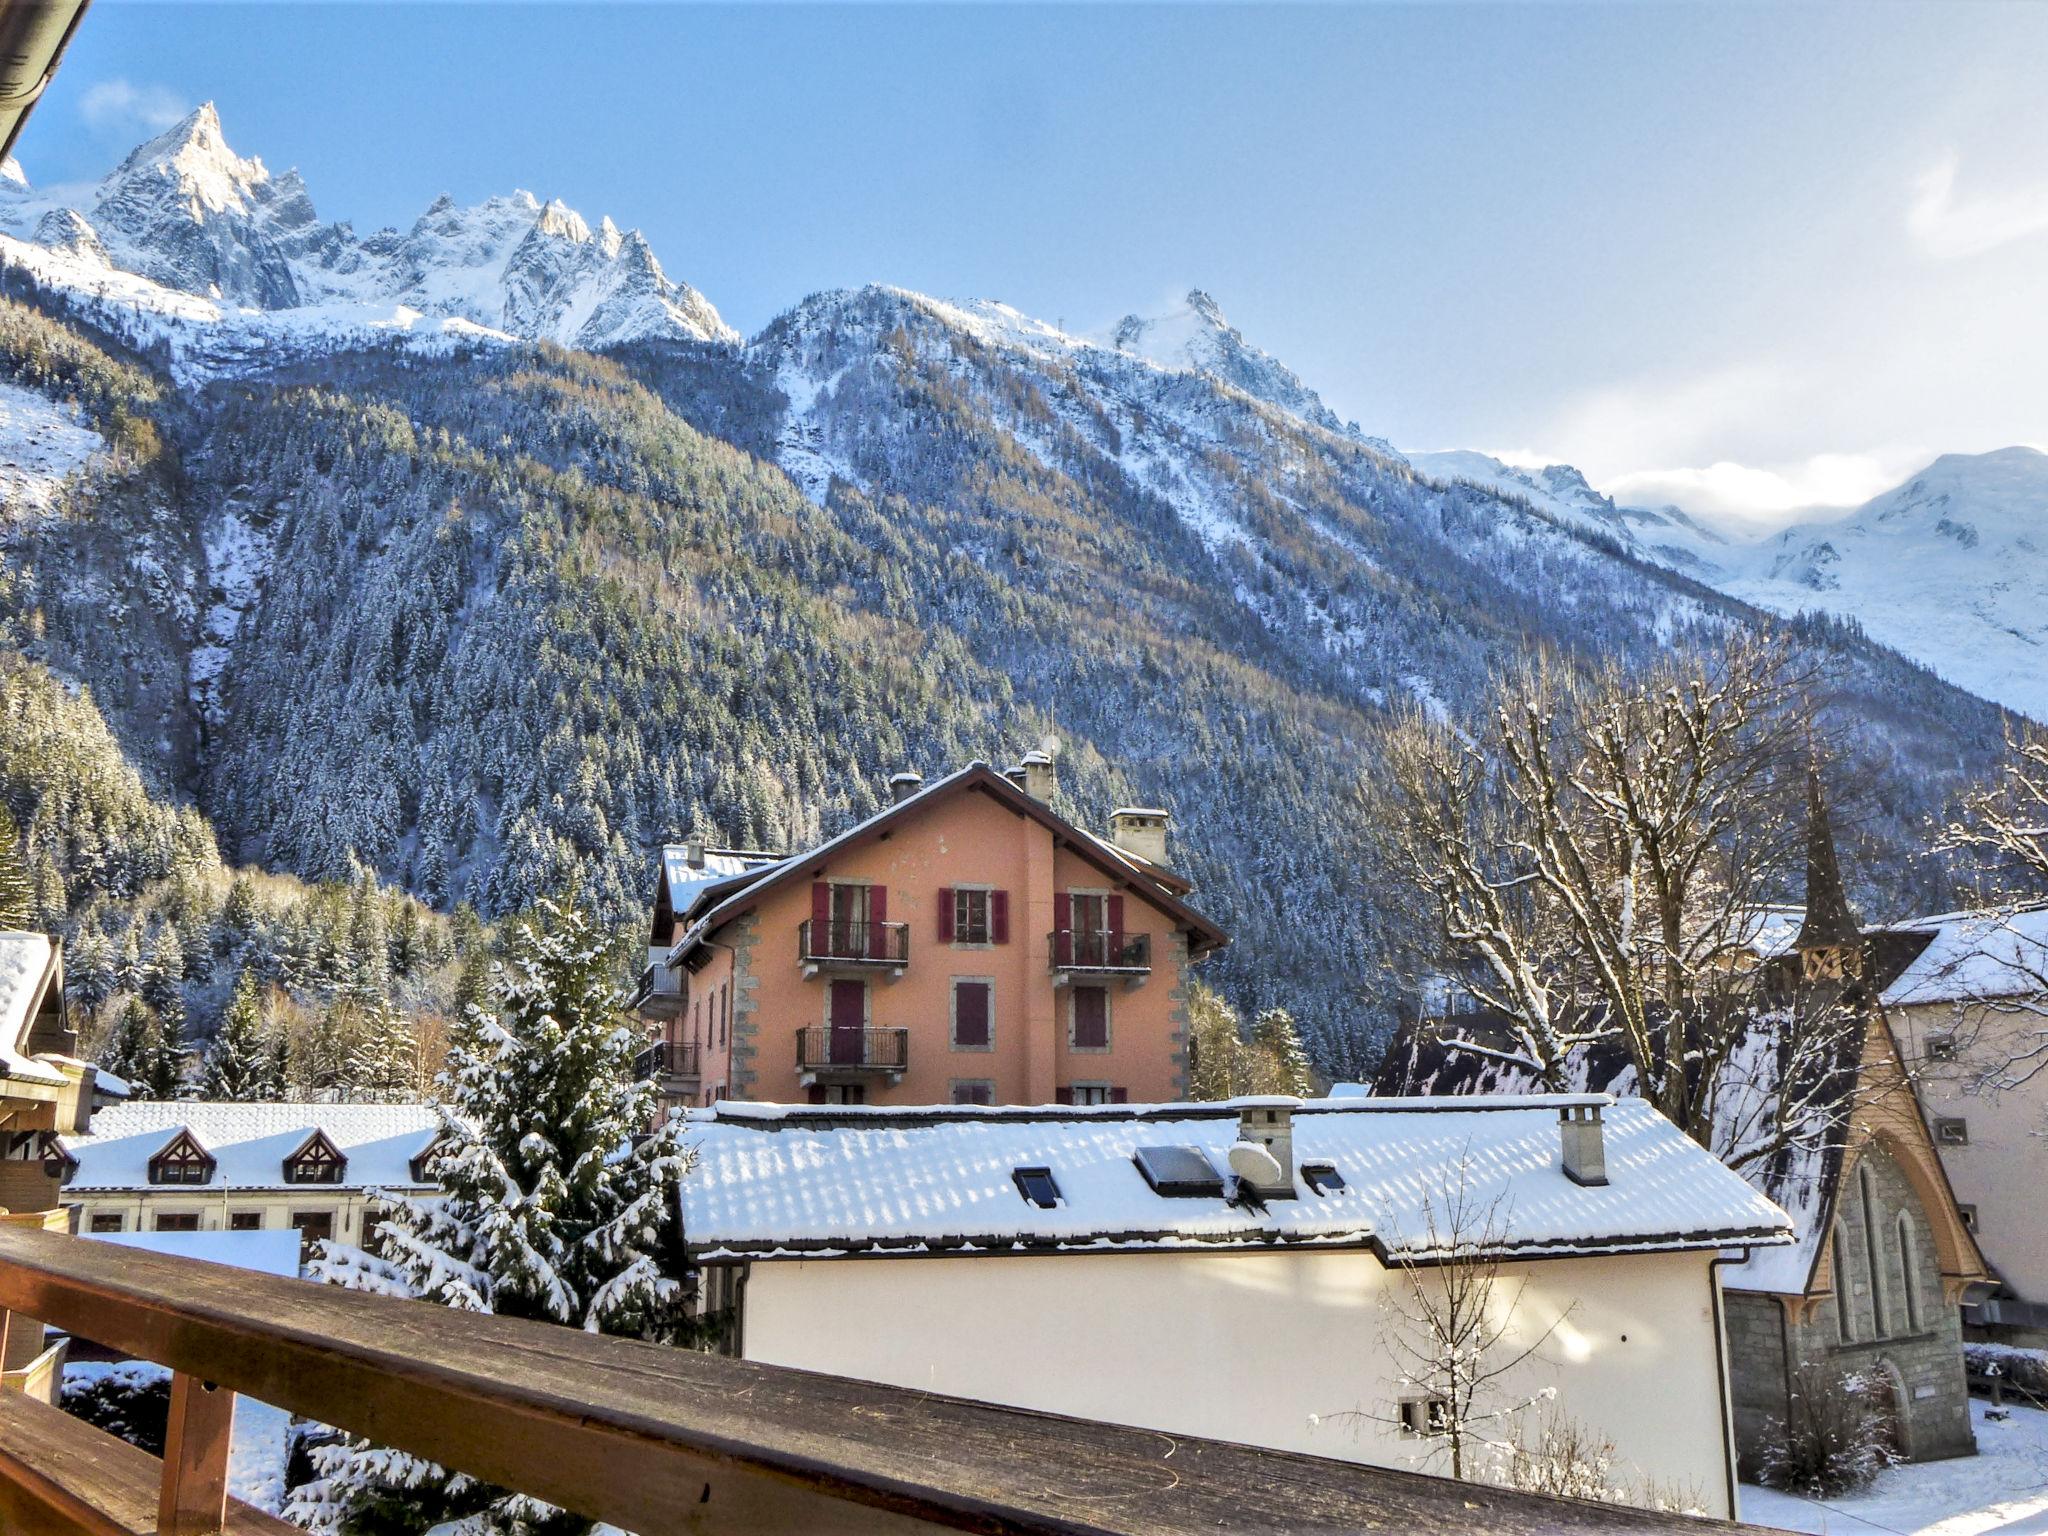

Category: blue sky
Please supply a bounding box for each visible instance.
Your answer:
[18,2,2048,525]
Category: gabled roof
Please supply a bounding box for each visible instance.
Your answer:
[669,763,1226,962]
[149,1126,215,1170]
[657,845,785,923]
[678,1094,1791,1263]
[284,1126,347,1168]
[62,1102,444,1191]
[0,932,67,1086]
[1878,905,2048,1008]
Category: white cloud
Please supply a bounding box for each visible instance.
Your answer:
[1600,452,1917,532]
[78,79,190,138]
[1908,150,2048,260]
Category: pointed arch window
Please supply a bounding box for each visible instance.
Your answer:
[1896,1211,1923,1334]
[1859,1162,1892,1338]
[148,1130,216,1187]
[1832,1221,1856,1343]
[284,1129,347,1186]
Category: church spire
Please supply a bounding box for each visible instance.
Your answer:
[1795,762,1861,956]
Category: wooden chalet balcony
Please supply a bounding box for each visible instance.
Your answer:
[795,1024,910,1080]
[0,1223,1773,1536]
[1049,928,1152,979]
[798,917,910,976]
[630,1039,700,1084]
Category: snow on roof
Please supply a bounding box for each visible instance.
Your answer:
[680,1094,1792,1263]
[659,845,785,916]
[61,1101,443,1191]
[0,932,65,1086]
[86,1226,304,1279]
[1880,907,2048,1008]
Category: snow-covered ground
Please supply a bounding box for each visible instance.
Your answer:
[0,379,102,515]
[1743,1400,2048,1535]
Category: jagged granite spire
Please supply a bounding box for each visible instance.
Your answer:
[1795,763,1860,952]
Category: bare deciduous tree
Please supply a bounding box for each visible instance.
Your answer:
[1365,635,1866,1169]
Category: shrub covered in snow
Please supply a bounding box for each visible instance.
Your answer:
[61,1360,171,1456]
[1966,1341,2048,1404]
[1755,1363,1901,1497]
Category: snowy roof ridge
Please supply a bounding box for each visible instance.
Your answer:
[0,931,66,1085]
[680,1094,1791,1263]
[61,1100,444,1191]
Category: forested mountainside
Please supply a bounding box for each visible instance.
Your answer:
[0,109,2015,1072]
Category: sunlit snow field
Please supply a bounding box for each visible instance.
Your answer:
[1744,1401,2048,1535]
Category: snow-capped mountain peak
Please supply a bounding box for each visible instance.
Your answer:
[1104,287,1344,431]
[0,107,735,353]
[1,157,25,191]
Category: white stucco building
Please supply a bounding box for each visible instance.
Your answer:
[678,1093,1793,1520]
[53,1101,444,1259]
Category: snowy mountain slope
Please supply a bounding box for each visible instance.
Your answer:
[0,104,733,354]
[0,379,102,516]
[1709,447,2048,721]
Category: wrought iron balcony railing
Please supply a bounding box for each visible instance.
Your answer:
[798,918,910,969]
[795,1025,910,1075]
[1049,928,1152,973]
[632,1039,701,1082]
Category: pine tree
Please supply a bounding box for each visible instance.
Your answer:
[1186,980,1248,1100]
[343,1000,418,1101]
[290,895,692,1534]
[0,805,33,930]
[1250,1006,1315,1096]
[199,970,275,1101]
[97,997,161,1097]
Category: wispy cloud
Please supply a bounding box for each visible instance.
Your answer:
[1908,151,2048,260]
[78,79,190,139]
[1601,452,1917,531]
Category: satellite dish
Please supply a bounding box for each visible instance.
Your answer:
[1227,1139,1284,1189]
[1040,732,1063,758]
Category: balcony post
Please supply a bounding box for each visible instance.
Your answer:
[159,1370,237,1536]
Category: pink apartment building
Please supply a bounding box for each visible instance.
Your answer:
[632,755,1228,1109]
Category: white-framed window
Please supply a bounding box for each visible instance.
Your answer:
[1068,1082,1113,1106]
[951,1080,996,1106]
[1399,1396,1449,1437]
[1069,985,1111,1051]
[951,978,995,1051]
[954,887,992,946]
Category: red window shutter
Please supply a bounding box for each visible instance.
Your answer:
[955,982,990,1048]
[1055,1087,1075,1106]
[938,888,955,943]
[990,889,1009,944]
[811,882,830,932]
[1107,893,1125,948]
[1110,1087,1129,1104]
[868,884,888,958]
[1073,987,1108,1049]
[1053,891,1072,965]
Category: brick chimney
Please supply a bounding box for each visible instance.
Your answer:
[1020,750,1055,804]
[1559,1102,1609,1187]
[1228,1098,1297,1199]
[1108,807,1170,866]
[889,770,924,805]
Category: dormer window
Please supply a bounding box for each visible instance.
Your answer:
[149,1130,215,1187]
[284,1129,347,1186]
[408,1135,449,1185]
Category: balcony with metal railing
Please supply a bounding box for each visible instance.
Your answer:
[798,918,910,977]
[794,1024,910,1083]
[630,955,685,1020]
[631,1038,701,1085]
[1049,928,1152,980]
[0,1222,1757,1536]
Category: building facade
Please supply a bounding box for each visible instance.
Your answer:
[54,1101,443,1261]
[634,757,1227,1111]
[678,1094,1792,1522]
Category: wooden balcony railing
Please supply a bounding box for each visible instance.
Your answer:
[0,1224,1774,1536]
[1049,928,1152,973]
[630,1039,701,1081]
[795,1025,910,1075]
[798,917,910,969]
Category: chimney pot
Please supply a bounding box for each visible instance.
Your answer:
[889,770,924,805]
[1232,1098,1297,1199]
[1559,1102,1609,1187]
[683,839,705,870]
[1108,807,1171,867]
[1020,750,1055,804]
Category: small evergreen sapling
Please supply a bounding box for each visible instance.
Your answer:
[288,895,692,1534]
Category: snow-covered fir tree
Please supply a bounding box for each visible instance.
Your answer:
[198,969,279,1101]
[0,805,34,930]
[288,895,692,1534]
[97,996,164,1097]
[1251,1006,1315,1096]
[343,999,419,1101]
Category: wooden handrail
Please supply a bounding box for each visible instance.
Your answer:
[0,1225,1770,1533]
